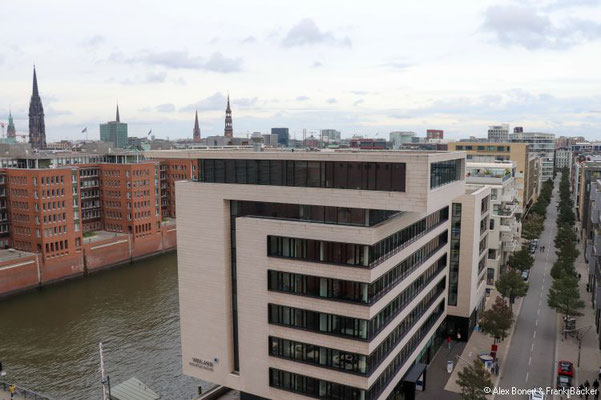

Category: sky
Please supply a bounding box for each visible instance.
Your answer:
[1,0,601,142]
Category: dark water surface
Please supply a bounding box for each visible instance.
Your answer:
[0,252,209,399]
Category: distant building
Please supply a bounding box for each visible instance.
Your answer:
[100,105,128,148]
[271,128,289,146]
[509,131,555,182]
[350,138,387,150]
[320,129,341,142]
[224,96,233,138]
[46,140,72,151]
[28,67,47,150]
[262,134,278,147]
[389,131,415,149]
[487,124,509,142]
[7,110,16,139]
[427,129,444,140]
[513,127,523,134]
[555,147,572,169]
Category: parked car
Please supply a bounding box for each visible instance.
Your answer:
[557,374,572,390]
[529,389,546,400]
[522,270,530,281]
[557,360,574,377]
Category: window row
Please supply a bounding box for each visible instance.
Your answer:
[267,236,446,305]
[267,207,448,268]
[430,159,462,189]
[268,260,446,341]
[200,159,406,192]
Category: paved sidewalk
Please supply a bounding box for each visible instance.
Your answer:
[437,288,523,398]
[553,222,601,399]
[415,341,464,400]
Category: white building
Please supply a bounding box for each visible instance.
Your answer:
[465,161,520,290]
[510,132,555,182]
[487,124,509,142]
[320,129,341,142]
[555,148,573,170]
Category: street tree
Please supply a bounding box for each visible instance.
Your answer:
[456,359,493,400]
[495,270,528,304]
[548,273,585,336]
[507,249,534,272]
[478,296,513,344]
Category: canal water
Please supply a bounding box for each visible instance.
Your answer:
[0,252,210,399]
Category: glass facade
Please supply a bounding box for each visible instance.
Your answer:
[269,299,446,400]
[268,207,448,268]
[430,159,462,189]
[448,203,461,306]
[199,159,406,192]
[231,200,399,227]
[268,234,447,304]
[269,279,446,376]
[268,264,446,341]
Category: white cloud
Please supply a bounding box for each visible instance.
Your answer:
[282,19,351,47]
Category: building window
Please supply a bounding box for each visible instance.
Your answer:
[430,159,462,189]
[199,159,406,192]
[448,203,461,306]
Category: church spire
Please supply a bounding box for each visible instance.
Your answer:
[193,110,201,142]
[224,95,233,138]
[7,110,16,139]
[116,103,120,123]
[29,65,46,149]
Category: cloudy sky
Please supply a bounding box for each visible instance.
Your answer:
[1,0,601,142]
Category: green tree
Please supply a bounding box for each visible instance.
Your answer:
[507,249,534,272]
[478,296,514,344]
[495,270,529,304]
[456,359,494,400]
[548,273,585,336]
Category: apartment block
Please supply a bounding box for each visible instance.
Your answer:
[555,147,573,170]
[168,149,466,400]
[509,132,555,182]
[157,159,198,218]
[464,162,520,286]
[487,124,509,142]
[446,186,491,340]
[448,142,537,214]
[584,179,601,349]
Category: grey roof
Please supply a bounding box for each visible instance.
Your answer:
[110,377,159,400]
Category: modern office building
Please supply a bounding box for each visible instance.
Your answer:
[509,132,555,182]
[271,128,290,147]
[321,129,341,143]
[389,132,415,149]
[446,186,490,340]
[464,162,520,287]
[171,149,465,400]
[448,142,537,214]
[555,147,572,170]
[100,106,128,148]
[487,124,509,142]
[426,130,443,140]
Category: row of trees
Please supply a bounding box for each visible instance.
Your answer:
[547,167,584,335]
[522,178,554,240]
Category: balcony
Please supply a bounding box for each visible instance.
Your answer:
[503,240,518,252]
[501,231,514,243]
[496,203,516,218]
[500,189,517,203]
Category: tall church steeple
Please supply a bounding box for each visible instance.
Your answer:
[193,110,201,142]
[28,66,47,150]
[7,110,16,139]
[116,103,120,123]
[224,95,233,138]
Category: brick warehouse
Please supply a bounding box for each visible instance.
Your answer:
[0,147,192,297]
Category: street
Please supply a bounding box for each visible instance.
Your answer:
[498,176,559,398]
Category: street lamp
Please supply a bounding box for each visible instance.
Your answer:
[564,324,592,367]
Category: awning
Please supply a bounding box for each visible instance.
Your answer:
[402,362,428,383]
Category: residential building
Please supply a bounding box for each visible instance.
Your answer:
[28,67,47,150]
[555,147,573,170]
[171,149,465,400]
[509,131,555,182]
[448,142,536,214]
[487,124,509,142]
[465,162,520,287]
[271,128,289,147]
[446,186,490,340]
[350,138,387,150]
[584,179,601,348]
[426,130,444,140]
[100,105,128,148]
[389,132,415,149]
[577,161,601,245]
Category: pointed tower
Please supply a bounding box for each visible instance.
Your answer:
[193,110,201,142]
[7,110,16,139]
[116,103,120,122]
[28,66,47,149]
[224,95,233,138]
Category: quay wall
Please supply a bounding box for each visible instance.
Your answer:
[0,225,177,298]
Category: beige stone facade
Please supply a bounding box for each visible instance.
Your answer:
[171,149,466,400]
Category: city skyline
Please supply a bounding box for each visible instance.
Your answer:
[1,0,601,141]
